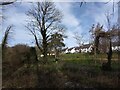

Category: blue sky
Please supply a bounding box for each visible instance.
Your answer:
[0,1,119,48]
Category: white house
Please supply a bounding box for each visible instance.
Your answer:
[70,48,76,53]
[80,44,93,53]
[63,42,120,54]
[63,44,93,54]
[64,49,69,53]
[112,46,120,51]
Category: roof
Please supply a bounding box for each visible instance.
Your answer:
[80,44,92,49]
[112,42,120,47]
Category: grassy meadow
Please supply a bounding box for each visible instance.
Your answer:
[2,52,120,88]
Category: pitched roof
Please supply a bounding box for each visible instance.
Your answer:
[80,44,92,49]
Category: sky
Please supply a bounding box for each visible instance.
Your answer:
[0,0,119,48]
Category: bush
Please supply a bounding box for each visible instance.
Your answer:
[2,44,38,80]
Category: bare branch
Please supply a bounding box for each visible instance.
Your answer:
[79,0,86,7]
[0,2,14,5]
[2,25,13,49]
[104,0,112,4]
[25,24,42,51]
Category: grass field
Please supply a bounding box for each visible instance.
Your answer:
[2,53,120,88]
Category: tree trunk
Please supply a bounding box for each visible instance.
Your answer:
[94,36,100,65]
[94,36,100,55]
[102,39,112,71]
[42,34,48,64]
[107,39,112,68]
[55,47,58,59]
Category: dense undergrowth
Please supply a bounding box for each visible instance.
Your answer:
[2,53,120,88]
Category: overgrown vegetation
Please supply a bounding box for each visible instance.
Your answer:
[2,48,120,88]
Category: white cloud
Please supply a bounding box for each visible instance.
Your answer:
[94,2,118,30]
[1,3,34,46]
[55,2,83,47]
[56,3,81,27]
[81,2,118,30]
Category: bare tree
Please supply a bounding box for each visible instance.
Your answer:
[26,2,63,63]
[103,14,120,70]
[89,23,105,55]
[93,12,118,70]
[74,32,84,47]
[2,25,13,59]
[0,0,16,57]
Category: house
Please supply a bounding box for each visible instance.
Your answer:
[62,41,120,54]
[63,44,93,54]
[80,44,93,53]
[69,47,76,53]
[74,47,81,53]
[112,42,120,51]
[62,47,69,54]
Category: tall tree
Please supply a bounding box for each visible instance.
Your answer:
[26,2,63,63]
[104,12,113,70]
[0,0,16,49]
[90,13,119,70]
[89,23,105,55]
[48,32,65,58]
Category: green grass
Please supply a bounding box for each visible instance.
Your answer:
[60,53,93,61]
[59,53,119,88]
[60,53,118,61]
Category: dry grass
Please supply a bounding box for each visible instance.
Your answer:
[2,53,120,88]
